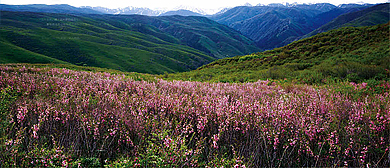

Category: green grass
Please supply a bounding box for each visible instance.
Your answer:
[164,22,390,84]
[0,40,68,64]
[0,13,210,74]
[0,11,259,74]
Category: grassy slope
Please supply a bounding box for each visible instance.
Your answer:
[165,22,390,84]
[93,14,260,59]
[0,11,212,74]
[0,40,68,64]
[0,11,258,74]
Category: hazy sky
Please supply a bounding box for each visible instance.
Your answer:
[1,0,388,9]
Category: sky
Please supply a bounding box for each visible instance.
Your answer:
[1,0,388,10]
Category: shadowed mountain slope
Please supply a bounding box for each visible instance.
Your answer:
[209,3,376,50]
[305,3,390,37]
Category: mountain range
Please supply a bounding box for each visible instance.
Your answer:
[209,3,389,50]
[0,4,209,16]
[1,2,389,74]
[81,6,165,16]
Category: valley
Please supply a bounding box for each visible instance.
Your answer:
[0,11,258,73]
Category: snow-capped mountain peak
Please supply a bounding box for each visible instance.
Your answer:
[243,3,253,7]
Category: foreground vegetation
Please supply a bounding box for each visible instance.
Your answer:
[165,22,390,84]
[1,65,389,167]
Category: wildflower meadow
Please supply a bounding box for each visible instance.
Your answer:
[0,65,389,167]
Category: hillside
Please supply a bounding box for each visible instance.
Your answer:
[211,3,339,25]
[306,3,390,37]
[165,23,390,83]
[209,4,372,50]
[88,14,259,58]
[0,11,259,74]
[0,41,69,64]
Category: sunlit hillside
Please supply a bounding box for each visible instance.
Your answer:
[166,22,390,84]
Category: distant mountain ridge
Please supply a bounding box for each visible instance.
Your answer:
[0,4,103,14]
[81,6,213,16]
[84,6,224,16]
[0,4,213,16]
[3,3,374,17]
[160,9,203,16]
[305,3,390,37]
[81,6,165,16]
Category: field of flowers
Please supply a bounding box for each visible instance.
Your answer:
[0,65,389,167]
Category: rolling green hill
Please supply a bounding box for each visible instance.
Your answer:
[0,40,69,64]
[86,14,259,59]
[0,11,259,74]
[165,22,390,84]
